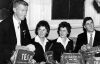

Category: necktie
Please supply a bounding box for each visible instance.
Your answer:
[17,22,21,46]
[89,34,93,47]
[18,22,20,29]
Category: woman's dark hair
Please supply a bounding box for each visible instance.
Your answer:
[82,17,93,32]
[35,20,50,37]
[57,21,71,37]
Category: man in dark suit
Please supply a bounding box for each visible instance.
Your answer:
[0,0,31,64]
[74,17,100,53]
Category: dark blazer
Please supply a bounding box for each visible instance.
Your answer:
[31,38,53,62]
[20,18,31,45]
[74,30,100,53]
[0,15,31,64]
[51,38,73,62]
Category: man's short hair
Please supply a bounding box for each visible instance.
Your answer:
[83,17,93,27]
[13,0,28,8]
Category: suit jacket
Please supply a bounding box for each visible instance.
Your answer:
[20,18,31,45]
[0,15,31,64]
[31,38,53,62]
[51,38,73,62]
[74,30,100,53]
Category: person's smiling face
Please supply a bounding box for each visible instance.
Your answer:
[84,20,95,32]
[38,26,47,38]
[59,27,68,38]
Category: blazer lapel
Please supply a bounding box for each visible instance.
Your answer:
[83,32,88,45]
[93,31,97,46]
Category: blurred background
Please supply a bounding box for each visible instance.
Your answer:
[0,0,13,20]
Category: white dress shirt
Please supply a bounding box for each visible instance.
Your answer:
[87,31,95,45]
[57,37,70,49]
[13,15,21,46]
[35,35,48,52]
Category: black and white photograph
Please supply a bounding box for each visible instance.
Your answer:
[0,0,100,64]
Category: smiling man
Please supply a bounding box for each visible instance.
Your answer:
[74,17,100,53]
[0,0,31,64]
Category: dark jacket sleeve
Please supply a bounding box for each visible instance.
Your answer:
[74,33,87,53]
[74,35,82,53]
[0,19,15,63]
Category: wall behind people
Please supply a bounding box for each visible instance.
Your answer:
[1,0,100,39]
[29,27,100,40]
[30,28,83,39]
[24,0,84,30]
[23,0,100,39]
[24,0,51,30]
[85,0,100,26]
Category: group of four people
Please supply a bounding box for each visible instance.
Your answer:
[0,0,100,64]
